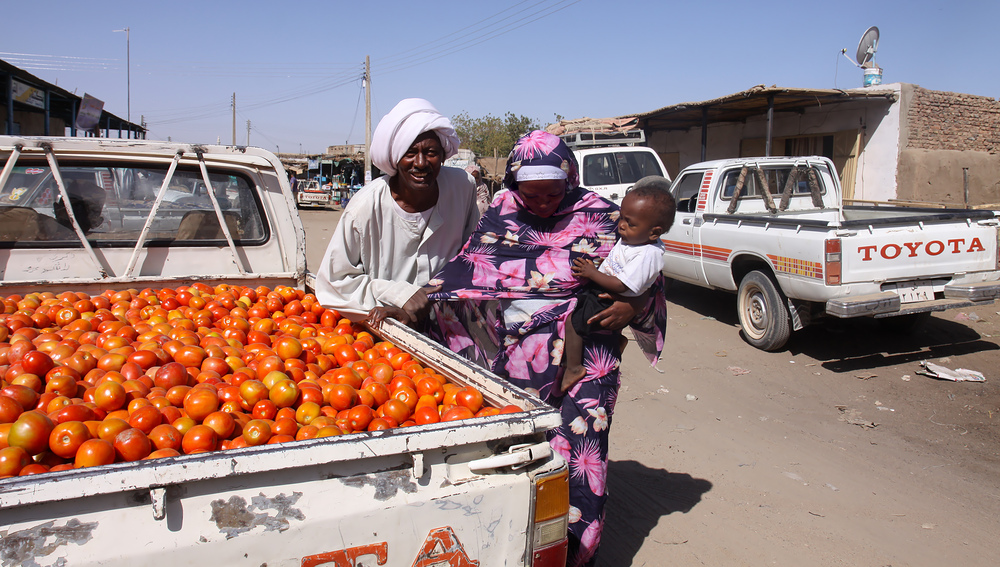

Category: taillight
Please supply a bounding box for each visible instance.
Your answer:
[531,467,569,566]
[825,238,841,285]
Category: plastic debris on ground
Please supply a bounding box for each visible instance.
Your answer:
[917,361,986,382]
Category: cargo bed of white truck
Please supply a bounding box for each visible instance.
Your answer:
[0,136,569,567]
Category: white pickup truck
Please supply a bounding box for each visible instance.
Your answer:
[661,156,1000,350]
[0,136,569,567]
[560,129,669,205]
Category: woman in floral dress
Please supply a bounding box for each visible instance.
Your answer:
[427,131,666,567]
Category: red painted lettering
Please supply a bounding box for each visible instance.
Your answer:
[902,242,923,257]
[925,241,944,256]
[858,245,877,261]
[968,237,985,252]
[412,527,479,567]
[948,239,966,253]
[880,244,901,259]
[302,542,388,567]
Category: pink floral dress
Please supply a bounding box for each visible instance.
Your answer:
[428,185,666,567]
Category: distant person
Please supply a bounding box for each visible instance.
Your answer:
[465,164,491,216]
[53,178,106,235]
[315,98,479,323]
[289,173,298,197]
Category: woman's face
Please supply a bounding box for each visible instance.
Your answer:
[517,179,566,218]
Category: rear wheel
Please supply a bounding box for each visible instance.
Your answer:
[737,270,791,351]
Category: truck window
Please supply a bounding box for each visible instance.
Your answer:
[615,152,664,184]
[720,166,826,199]
[671,172,704,213]
[582,154,617,186]
[0,164,266,246]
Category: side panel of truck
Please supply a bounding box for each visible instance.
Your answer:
[0,443,551,567]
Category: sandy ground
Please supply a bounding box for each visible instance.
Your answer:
[299,208,1000,567]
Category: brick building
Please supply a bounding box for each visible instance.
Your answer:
[631,83,1000,207]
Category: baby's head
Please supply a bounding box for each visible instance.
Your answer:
[618,176,676,246]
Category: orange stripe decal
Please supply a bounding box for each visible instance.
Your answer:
[766,254,823,279]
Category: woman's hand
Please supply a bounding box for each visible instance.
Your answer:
[588,290,650,331]
[400,284,442,323]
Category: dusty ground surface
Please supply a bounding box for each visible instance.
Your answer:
[299,208,1000,567]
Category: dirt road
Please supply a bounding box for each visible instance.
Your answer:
[299,208,1000,567]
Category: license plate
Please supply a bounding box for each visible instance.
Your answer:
[885,280,935,303]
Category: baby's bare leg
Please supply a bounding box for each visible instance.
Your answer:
[561,320,587,393]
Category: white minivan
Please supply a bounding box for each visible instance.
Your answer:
[562,130,670,205]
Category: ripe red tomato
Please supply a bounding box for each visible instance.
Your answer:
[183,388,220,422]
[128,405,163,434]
[268,379,300,409]
[148,423,183,452]
[74,438,115,468]
[0,446,32,476]
[453,387,484,414]
[242,419,272,446]
[412,406,440,425]
[153,362,189,390]
[114,427,152,461]
[7,411,55,455]
[441,406,475,422]
[20,351,54,377]
[0,395,24,423]
[181,424,218,454]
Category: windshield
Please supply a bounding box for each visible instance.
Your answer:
[582,151,664,186]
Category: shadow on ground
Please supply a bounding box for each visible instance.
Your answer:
[596,460,712,566]
[666,279,999,373]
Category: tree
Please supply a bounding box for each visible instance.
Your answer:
[452,112,541,158]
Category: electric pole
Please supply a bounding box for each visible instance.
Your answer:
[231,93,236,146]
[246,120,251,146]
[364,56,371,184]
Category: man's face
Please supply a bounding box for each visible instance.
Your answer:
[395,131,443,193]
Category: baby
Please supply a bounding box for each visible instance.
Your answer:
[563,176,676,393]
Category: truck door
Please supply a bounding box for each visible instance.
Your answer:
[661,170,708,284]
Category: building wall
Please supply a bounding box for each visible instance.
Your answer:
[646,90,899,201]
[897,85,1000,206]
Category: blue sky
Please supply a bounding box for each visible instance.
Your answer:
[4,0,997,154]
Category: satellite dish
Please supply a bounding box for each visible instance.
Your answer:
[856,26,879,67]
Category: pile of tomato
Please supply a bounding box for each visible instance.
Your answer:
[0,283,519,477]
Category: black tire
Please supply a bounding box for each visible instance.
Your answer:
[737,270,791,351]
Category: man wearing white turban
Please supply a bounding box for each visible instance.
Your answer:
[316,98,479,323]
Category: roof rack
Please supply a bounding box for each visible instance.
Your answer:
[559,129,646,149]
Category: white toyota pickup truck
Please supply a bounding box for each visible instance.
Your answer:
[661,155,1000,350]
[0,136,568,567]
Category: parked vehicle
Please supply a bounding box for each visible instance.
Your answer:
[0,136,569,566]
[661,155,1000,350]
[295,179,334,209]
[561,129,669,205]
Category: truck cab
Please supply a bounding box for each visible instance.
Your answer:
[561,130,669,205]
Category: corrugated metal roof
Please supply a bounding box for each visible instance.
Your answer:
[627,84,898,130]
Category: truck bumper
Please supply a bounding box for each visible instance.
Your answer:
[826,281,1000,318]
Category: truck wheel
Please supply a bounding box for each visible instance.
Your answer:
[737,270,791,351]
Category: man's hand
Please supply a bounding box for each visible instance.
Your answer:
[366,306,410,330]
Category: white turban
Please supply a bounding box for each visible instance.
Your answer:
[370,98,460,176]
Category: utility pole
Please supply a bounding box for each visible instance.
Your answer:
[113,27,130,136]
[364,56,372,184]
[246,120,251,146]
[231,93,236,146]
